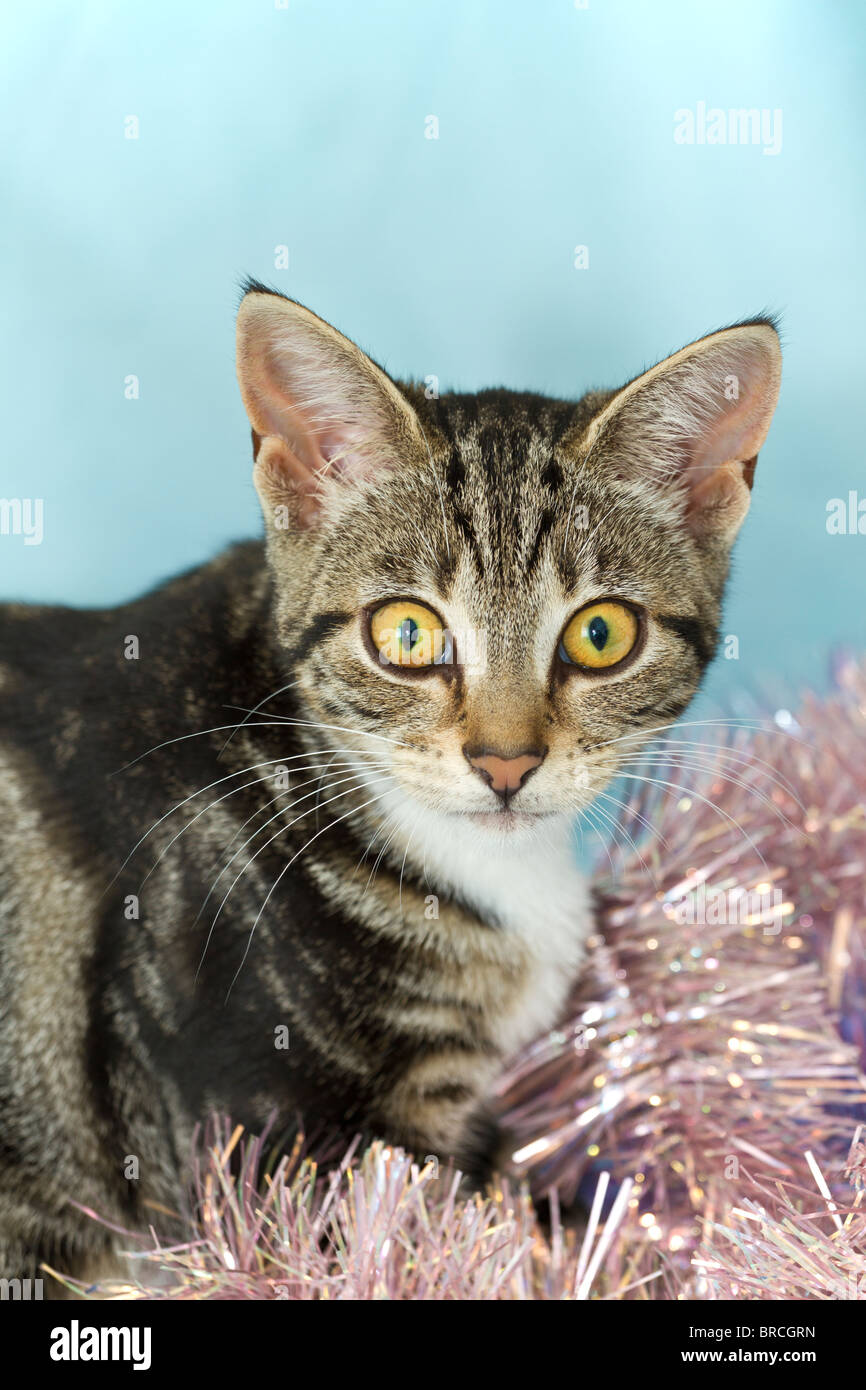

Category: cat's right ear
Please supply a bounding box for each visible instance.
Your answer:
[576,319,782,546]
[236,287,426,528]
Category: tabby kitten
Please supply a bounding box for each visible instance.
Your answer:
[0,284,780,1293]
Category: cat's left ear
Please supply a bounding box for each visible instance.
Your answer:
[236,287,427,527]
[580,320,782,543]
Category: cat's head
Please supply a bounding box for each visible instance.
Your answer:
[235,284,780,843]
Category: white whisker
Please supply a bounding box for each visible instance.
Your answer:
[218,681,300,754]
[193,770,393,980]
[616,751,798,832]
[594,786,668,850]
[114,716,408,777]
[223,785,397,1001]
[398,806,424,922]
[619,771,769,870]
[590,790,661,884]
[591,716,809,753]
[222,758,388,859]
[613,736,805,809]
[107,745,386,892]
[145,757,389,890]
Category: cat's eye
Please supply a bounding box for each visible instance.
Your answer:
[559,600,640,670]
[369,599,452,668]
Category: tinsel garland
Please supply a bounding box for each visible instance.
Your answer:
[491,655,866,1296]
[64,658,866,1300]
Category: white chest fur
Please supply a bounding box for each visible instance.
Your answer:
[382,792,592,1057]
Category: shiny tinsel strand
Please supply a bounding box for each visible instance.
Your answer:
[63,657,866,1299]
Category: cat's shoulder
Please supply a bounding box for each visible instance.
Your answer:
[0,539,269,677]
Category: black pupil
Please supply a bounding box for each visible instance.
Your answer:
[400,618,419,649]
[588,616,609,651]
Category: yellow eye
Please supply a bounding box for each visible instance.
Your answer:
[560,601,639,670]
[369,600,450,668]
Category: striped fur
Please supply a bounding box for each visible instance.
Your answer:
[0,292,780,1293]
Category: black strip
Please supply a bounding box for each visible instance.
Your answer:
[628,696,692,721]
[403,1032,499,1058]
[656,614,716,665]
[526,508,554,575]
[541,458,562,490]
[313,690,386,722]
[285,610,354,666]
[452,504,485,577]
[445,455,465,492]
[418,1080,474,1104]
[324,693,390,722]
[436,548,457,591]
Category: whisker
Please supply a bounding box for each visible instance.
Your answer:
[579,803,619,879]
[200,763,389,899]
[114,716,408,776]
[106,756,301,892]
[588,796,656,883]
[398,806,423,922]
[591,789,663,883]
[220,758,388,860]
[218,681,300,754]
[614,736,805,810]
[313,748,344,831]
[616,751,799,833]
[618,771,770,870]
[138,769,286,890]
[196,774,394,983]
[107,746,385,892]
[111,722,316,775]
[274,716,410,749]
[594,786,669,851]
[223,785,396,1001]
[591,716,810,753]
[360,810,404,893]
[193,769,391,972]
[223,703,298,722]
[139,758,388,890]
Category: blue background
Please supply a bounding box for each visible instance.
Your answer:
[1,0,864,711]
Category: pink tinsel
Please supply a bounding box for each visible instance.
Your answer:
[62,658,866,1300]
[493,653,866,1294]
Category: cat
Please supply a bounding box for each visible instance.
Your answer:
[0,281,781,1294]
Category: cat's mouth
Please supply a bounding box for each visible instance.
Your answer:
[376,777,568,838]
[454,807,556,831]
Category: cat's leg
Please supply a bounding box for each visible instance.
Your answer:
[452,1103,516,1196]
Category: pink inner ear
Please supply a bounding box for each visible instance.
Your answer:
[317,435,369,481]
[692,396,772,474]
[253,401,380,527]
[685,459,751,539]
[255,436,323,527]
[688,346,779,476]
[237,293,428,523]
[316,432,381,485]
[255,360,382,491]
[319,441,348,475]
[256,375,367,494]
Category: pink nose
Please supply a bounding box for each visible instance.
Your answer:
[464,748,545,798]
